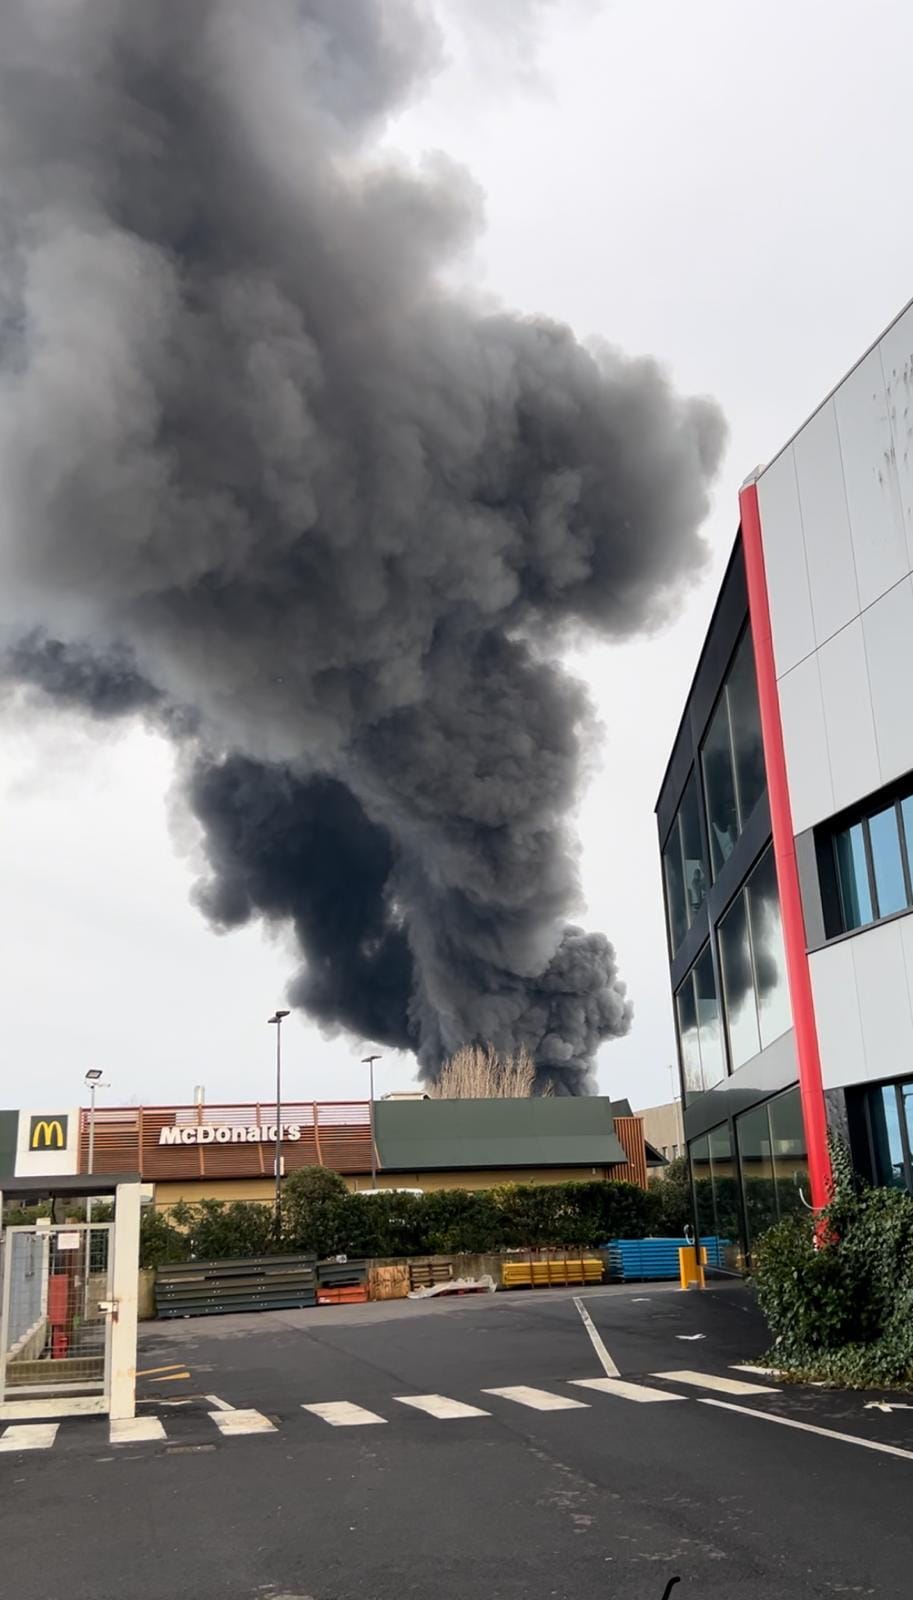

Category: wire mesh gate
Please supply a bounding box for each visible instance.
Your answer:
[0,1224,113,1406]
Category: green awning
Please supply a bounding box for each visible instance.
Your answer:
[374,1096,628,1173]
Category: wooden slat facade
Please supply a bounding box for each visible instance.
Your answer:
[610,1115,649,1190]
[79,1101,375,1180]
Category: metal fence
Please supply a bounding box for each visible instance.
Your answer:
[155,1253,318,1318]
[0,1224,112,1398]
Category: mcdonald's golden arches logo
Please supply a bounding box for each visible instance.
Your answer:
[29,1115,68,1151]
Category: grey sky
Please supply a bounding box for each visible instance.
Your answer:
[3,0,912,1114]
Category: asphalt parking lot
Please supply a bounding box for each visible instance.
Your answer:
[2,1282,912,1599]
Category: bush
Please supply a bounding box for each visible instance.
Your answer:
[148,1172,665,1266]
[752,1137,913,1387]
[139,1208,192,1268]
[649,1157,692,1235]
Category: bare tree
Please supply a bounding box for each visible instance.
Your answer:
[431,1044,550,1099]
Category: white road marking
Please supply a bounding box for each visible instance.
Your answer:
[0,1424,59,1452]
[700,1398,913,1462]
[302,1401,387,1427]
[394,1394,489,1419]
[676,1333,707,1341]
[573,1296,620,1377]
[205,1394,234,1411]
[652,1369,779,1396]
[209,1408,276,1436]
[731,1364,781,1378]
[570,1377,685,1404]
[110,1417,167,1444]
[483,1385,589,1412]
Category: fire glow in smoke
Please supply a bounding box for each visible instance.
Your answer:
[0,1,725,1092]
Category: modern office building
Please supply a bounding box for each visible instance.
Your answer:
[658,298,913,1270]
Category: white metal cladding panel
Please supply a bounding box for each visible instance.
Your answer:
[794,399,860,647]
[816,618,880,817]
[835,345,910,612]
[756,445,815,677]
[861,575,913,789]
[879,303,913,573]
[810,940,865,1092]
[850,918,913,1086]
[777,653,833,836]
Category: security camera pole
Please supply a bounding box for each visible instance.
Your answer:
[268,1011,290,1242]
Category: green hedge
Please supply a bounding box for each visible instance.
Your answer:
[752,1137,913,1388]
[140,1170,664,1268]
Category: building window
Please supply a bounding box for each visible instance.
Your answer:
[861,1078,913,1190]
[701,627,766,878]
[825,776,913,936]
[718,845,790,1071]
[675,943,726,1100]
[735,1088,808,1254]
[690,1124,742,1271]
[662,769,708,954]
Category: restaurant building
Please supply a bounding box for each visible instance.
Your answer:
[0,1098,655,1206]
[657,297,913,1269]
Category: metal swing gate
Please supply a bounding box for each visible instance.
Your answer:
[0,1224,115,1413]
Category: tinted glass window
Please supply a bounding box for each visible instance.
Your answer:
[746,847,791,1050]
[662,771,708,956]
[834,821,873,930]
[702,694,739,877]
[700,627,767,881]
[879,1085,907,1188]
[736,1103,777,1246]
[707,1124,742,1270]
[826,780,913,936]
[679,773,708,926]
[768,1089,807,1220]
[869,805,907,918]
[727,631,765,825]
[691,1134,715,1237]
[676,973,703,1100]
[694,944,725,1089]
[719,888,761,1069]
[663,830,687,953]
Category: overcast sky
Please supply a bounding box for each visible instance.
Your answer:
[3,0,913,1117]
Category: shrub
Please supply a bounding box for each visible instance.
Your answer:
[139,1208,192,1268]
[649,1158,692,1235]
[752,1136,913,1387]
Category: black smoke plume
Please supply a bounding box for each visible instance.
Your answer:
[0,1,725,1092]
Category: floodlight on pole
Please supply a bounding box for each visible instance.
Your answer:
[268,1011,290,1241]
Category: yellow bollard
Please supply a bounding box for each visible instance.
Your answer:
[678,1245,706,1290]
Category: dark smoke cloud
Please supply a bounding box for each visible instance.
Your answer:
[0,0,725,1092]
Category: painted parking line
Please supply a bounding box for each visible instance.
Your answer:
[573,1296,620,1378]
[0,1424,59,1452]
[209,1409,276,1436]
[483,1386,589,1412]
[730,1365,782,1378]
[394,1394,489,1419]
[701,1398,913,1462]
[204,1394,234,1411]
[147,1372,191,1383]
[136,1364,186,1378]
[570,1377,685,1404]
[652,1370,779,1396]
[110,1417,167,1444]
[302,1401,387,1427]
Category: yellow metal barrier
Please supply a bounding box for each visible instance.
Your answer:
[501,1256,604,1290]
[678,1245,706,1290]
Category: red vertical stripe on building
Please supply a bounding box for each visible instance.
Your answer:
[739,481,832,1209]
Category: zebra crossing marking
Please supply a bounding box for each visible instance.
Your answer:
[301,1401,386,1427]
[652,1370,779,1396]
[394,1394,489,1419]
[209,1408,276,1436]
[571,1377,684,1404]
[0,1424,59,1452]
[482,1385,589,1412]
[110,1417,167,1444]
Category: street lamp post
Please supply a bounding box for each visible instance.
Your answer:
[268,1011,290,1242]
[84,1069,107,1226]
[362,1054,381,1189]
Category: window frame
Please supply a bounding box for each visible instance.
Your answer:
[824,778,913,939]
[699,624,766,882]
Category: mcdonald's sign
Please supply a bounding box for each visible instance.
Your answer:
[29,1115,69,1151]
